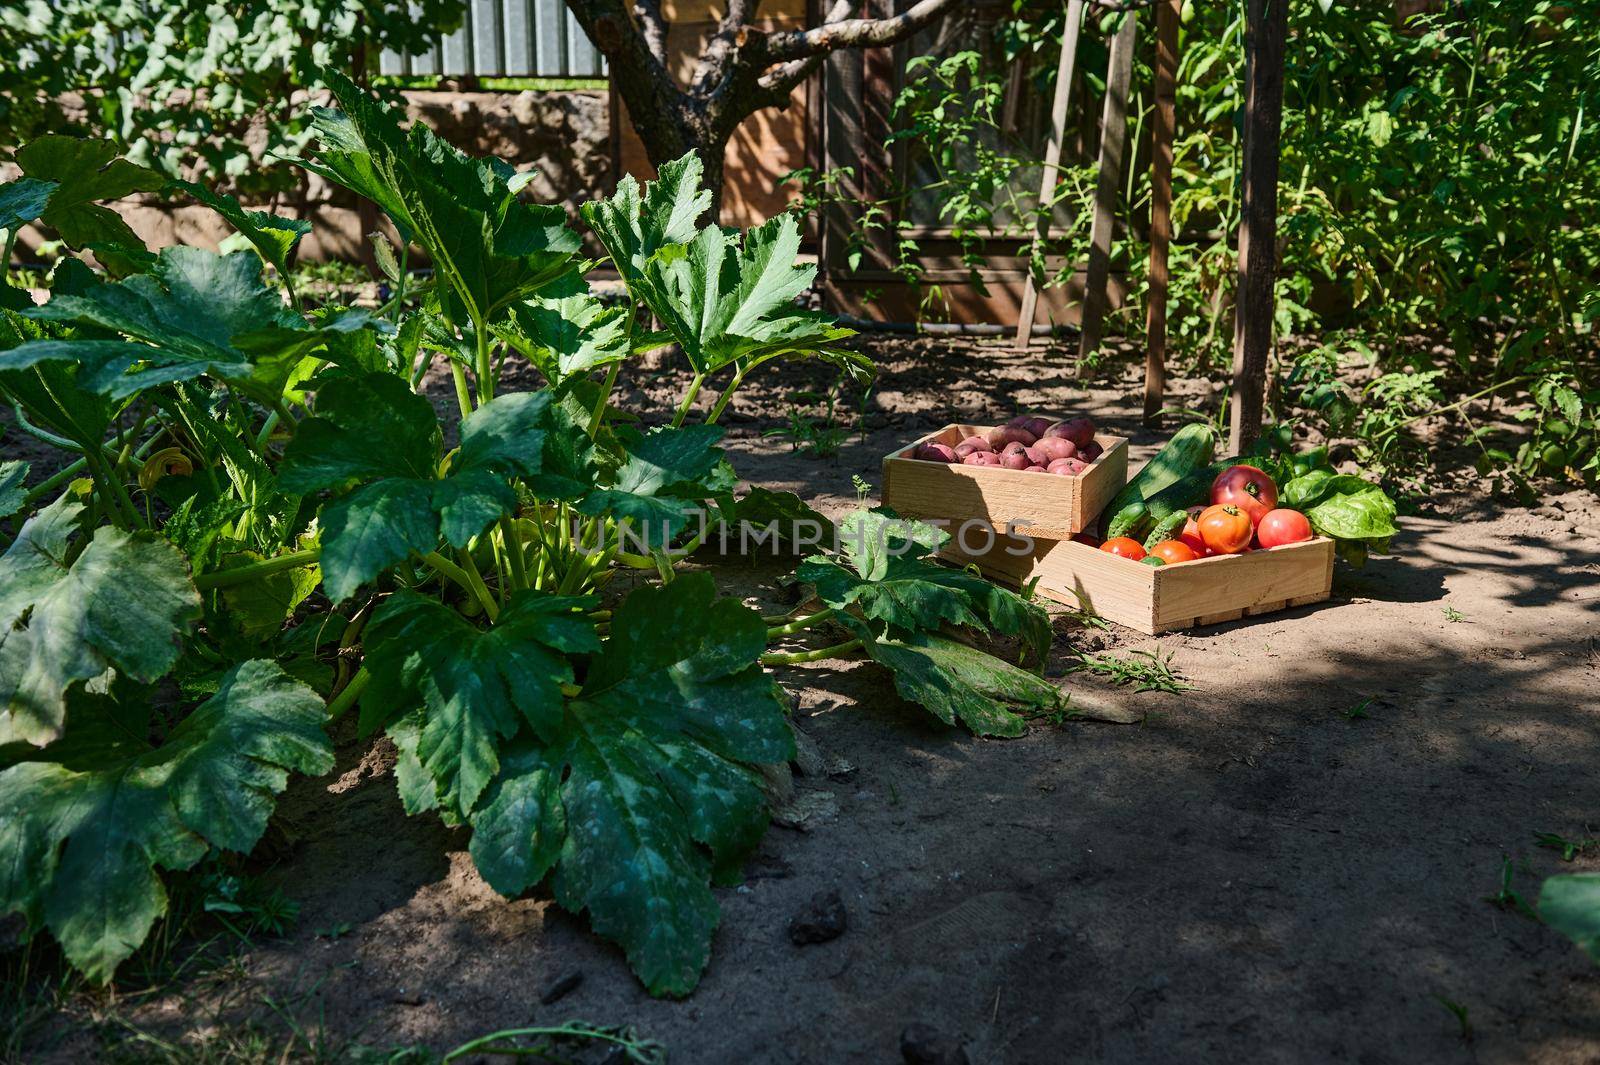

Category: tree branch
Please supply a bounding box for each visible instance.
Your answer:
[763,0,955,64]
[634,0,669,65]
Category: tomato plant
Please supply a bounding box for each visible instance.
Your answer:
[0,73,1069,996]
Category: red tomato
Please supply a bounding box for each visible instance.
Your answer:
[1100,537,1147,561]
[1256,508,1313,548]
[1150,540,1198,565]
[1177,506,1210,556]
[1198,504,1253,554]
[1211,465,1278,527]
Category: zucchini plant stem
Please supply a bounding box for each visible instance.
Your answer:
[325,665,369,721]
[588,362,620,438]
[672,372,706,428]
[194,547,322,591]
[760,638,862,666]
[421,551,498,620]
[450,360,474,421]
[499,514,529,591]
[766,608,835,640]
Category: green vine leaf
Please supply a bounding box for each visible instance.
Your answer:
[501,292,632,384]
[1540,873,1600,962]
[171,180,312,276]
[579,153,710,286]
[0,500,200,747]
[280,374,548,600]
[0,660,333,983]
[4,246,367,401]
[842,619,1057,739]
[7,136,165,248]
[303,68,580,330]
[437,574,793,996]
[576,424,726,547]
[362,589,599,811]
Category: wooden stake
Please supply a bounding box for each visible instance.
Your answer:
[1142,0,1181,426]
[1228,0,1288,456]
[1077,9,1138,370]
[1014,0,1084,351]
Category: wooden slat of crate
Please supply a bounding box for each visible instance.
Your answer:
[942,533,1335,635]
[882,425,1128,540]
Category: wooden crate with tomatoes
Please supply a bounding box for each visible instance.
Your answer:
[898,423,1394,635]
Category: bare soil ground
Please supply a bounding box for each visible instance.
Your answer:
[15,337,1600,1064]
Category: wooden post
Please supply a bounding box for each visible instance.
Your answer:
[1228,0,1288,456]
[1077,9,1138,369]
[1142,0,1181,425]
[1014,0,1085,351]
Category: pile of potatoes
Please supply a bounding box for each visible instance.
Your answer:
[910,415,1102,476]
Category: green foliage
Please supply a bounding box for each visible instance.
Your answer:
[0,661,332,983]
[0,82,1065,997]
[0,0,465,197]
[1542,873,1600,962]
[0,499,200,747]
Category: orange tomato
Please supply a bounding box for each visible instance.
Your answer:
[1149,540,1199,565]
[1100,536,1147,561]
[1198,503,1253,554]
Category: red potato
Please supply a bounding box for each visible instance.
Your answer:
[963,451,1001,467]
[998,442,1032,470]
[1032,436,1078,463]
[1021,416,1054,438]
[1045,416,1096,448]
[1023,445,1049,467]
[1047,457,1088,476]
[1079,439,1103,463]
[987,425,1037,449]
[1024,465,1049,473]
[913,442,956,463]
[953,435,993,460]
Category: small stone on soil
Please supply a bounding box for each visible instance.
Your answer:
[539,970,584,1005]
[899,1024,969,1065]
[788,889,848,945]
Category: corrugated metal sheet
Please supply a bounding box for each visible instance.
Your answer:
[381,0,604,78]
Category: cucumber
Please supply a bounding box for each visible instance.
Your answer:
[1142,510,1189,550]
[1098,423,1216,535]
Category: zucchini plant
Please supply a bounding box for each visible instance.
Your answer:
[0,71,1068,996]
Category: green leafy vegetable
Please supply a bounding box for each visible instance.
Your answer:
[577,424,727,546]
[502,293,632,384]
[579,154,710,287]
[172,180,312,277]
[7,137,165,248]
[0,459,28,519]
[1540,873,1600,963]
[280,374,548,599]
[845,621,1058,738]
[362,589,598,811]
[5,246,365,400]
[303,68,579,332]
[468,573,792,996]
[0,660,332,982]
[0,500,200,747]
